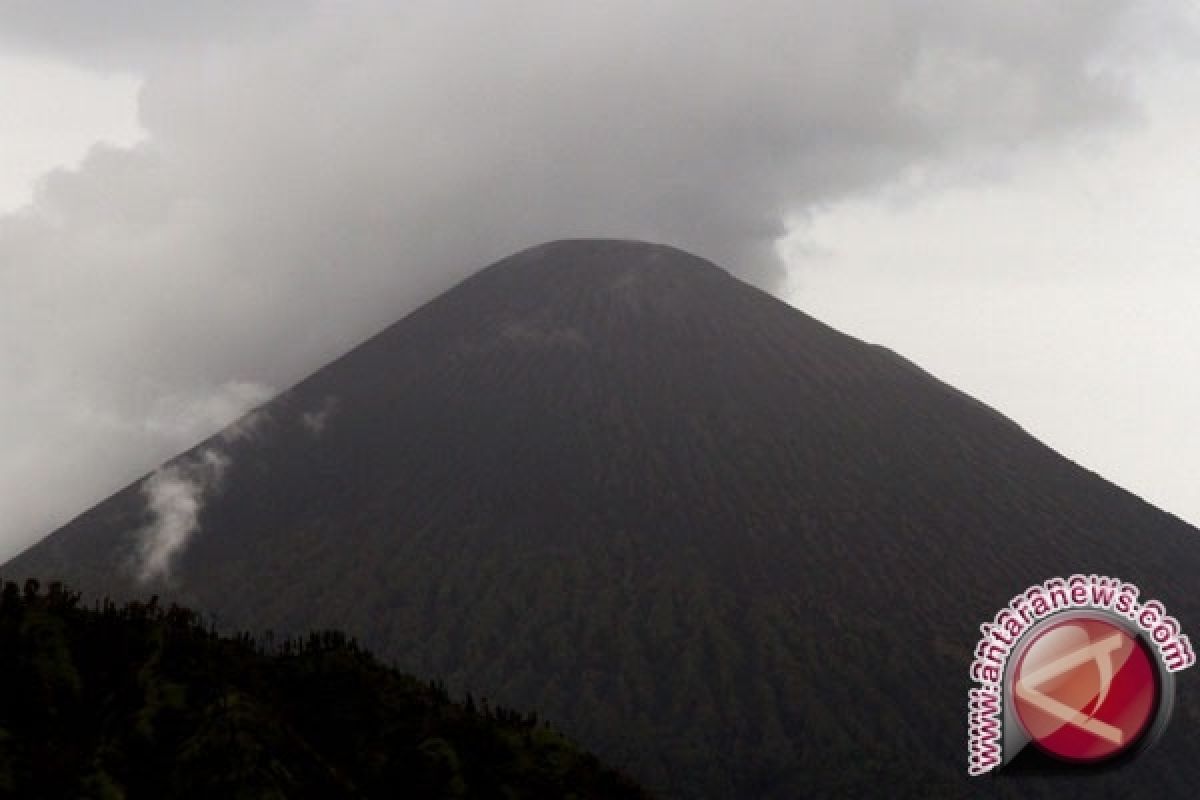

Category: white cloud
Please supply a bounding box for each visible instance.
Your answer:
[135,448,230,582]
[144,381,275,442]
[0,52,143,213]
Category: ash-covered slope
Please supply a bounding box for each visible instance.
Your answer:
[8,239,1199,798]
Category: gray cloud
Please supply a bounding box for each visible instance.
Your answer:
[0,1,310,70]
[0,1,1189,560]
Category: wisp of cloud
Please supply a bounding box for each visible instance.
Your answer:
[136,448,230,581]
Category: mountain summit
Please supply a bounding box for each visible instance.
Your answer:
[7,239,1199,797]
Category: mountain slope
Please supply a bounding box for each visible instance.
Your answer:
[7,239,1200,797]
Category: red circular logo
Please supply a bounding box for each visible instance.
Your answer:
[1012,616,1158,763]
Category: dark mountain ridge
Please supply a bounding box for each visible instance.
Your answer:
[0,579,648,798]
[8,239,1200,797]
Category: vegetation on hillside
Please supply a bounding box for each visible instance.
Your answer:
[0,579,649,799]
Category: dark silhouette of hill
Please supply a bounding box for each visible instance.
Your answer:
[6,239,1199,797]
[0,579,647,799]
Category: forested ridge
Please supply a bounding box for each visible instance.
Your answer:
[0,579,648,799]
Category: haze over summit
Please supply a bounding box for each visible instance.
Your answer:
[2,1,1200,560]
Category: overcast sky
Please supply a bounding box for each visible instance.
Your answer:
[1,1,1197,562]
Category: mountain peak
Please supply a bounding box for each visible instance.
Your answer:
[467,238,734,295]
[500,237,728,271]
[365,238,785,370]
[7,241,1199,798]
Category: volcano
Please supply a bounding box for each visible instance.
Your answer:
[7,239,1199,797]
